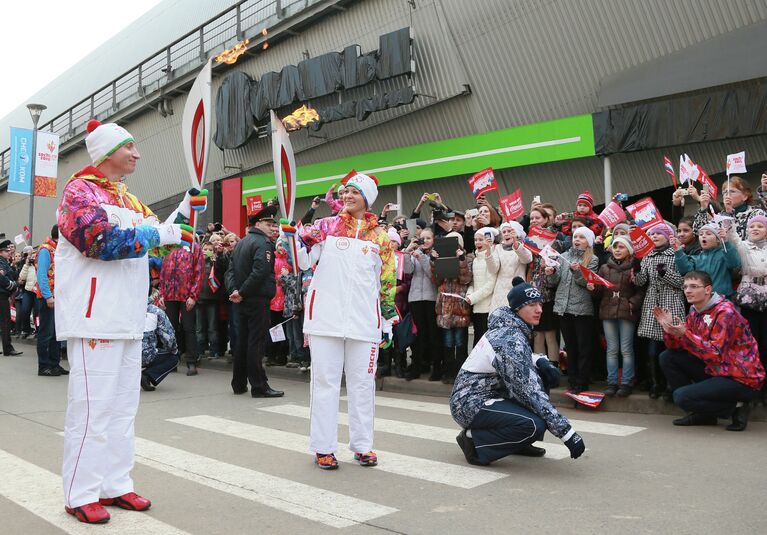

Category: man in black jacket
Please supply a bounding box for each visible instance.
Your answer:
[0,240,22,356]
[226,206,284,398]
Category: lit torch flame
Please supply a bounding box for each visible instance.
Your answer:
[215,39,250,65]
[281,104,320,131]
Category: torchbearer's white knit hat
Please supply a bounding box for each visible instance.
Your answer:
[85,119,135,166]
[342,171,379,208]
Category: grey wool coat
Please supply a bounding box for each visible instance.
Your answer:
[632,246,686,341]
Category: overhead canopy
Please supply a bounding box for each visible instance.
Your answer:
[598,19,767,107]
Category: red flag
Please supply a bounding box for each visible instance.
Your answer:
[23,226,31,242]
[697,165,718,200]
[525,226,557,254]
[625,197,664,231]
[467,168,498,198]
[499,188,525,221]
[629,227,654,258]
[598,201,626,229]
[246,195,263,216]
[208,263,220,292]
[663,155,678,189]
[579,264,615,289]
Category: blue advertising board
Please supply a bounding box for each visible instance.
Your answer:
[8,127,33,195]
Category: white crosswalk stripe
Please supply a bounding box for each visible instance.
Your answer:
[168,414,506,488]
[343,395,647,436]
[0,449,190,535]
[259,403,573,460]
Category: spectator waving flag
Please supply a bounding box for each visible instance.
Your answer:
[467,168,498,198]
[579,264,615,289]
[208,264,220,292]
[663,156,678,188]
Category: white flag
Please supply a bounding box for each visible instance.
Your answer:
[726,151,746,176]
[679,154,694,185]
[13,234,25,245]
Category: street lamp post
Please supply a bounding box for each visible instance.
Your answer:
[26,103,46,245]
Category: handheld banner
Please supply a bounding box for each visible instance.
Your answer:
[598,201,626,229]
[525,226,557,254]
[499,188,525,221]
[579,264,615,289]
[246,195,263,216]
[539,243,561,268]
[663,155,678,188]
[697,165,718,200]
[467,168,498,198]
[726,151,746,176]
[629,227,654,258]
[625,197,664,231]
[13,234,25,245]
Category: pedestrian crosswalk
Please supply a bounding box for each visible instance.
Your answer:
[0,393,645,532]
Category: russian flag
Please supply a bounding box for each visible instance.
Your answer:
[663,156,678,188]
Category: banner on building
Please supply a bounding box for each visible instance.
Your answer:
[33,131,59,198]
[598,201,626,229]
[499,188,524,221]
[579,264,615,289]
[8,127,33,195]
[525,226,557,254]
[467,168,498,198]
[726,151,746,176]
[629,227,654,258]
[625,197,664,230]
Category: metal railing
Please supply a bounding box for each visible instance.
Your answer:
[1,0,311,184]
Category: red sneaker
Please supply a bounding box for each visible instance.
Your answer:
[99,492,152,511]
[65,502,111,524]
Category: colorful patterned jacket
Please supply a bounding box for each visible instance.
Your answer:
[56,166,162,339]
[664,294,765,390]
[160,245,204,303]
[299,211,396,342]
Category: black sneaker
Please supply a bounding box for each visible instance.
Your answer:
[603,384,619,396]
[456,429,488,466]
[56,366,70,375]
[726,402,752,431]
[38,368,61,377]
[616,385,633,397]
[140,373,156,392]
[512,444,546,457]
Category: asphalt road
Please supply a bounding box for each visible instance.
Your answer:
[1,352,765,534]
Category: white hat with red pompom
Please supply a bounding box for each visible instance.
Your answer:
[341,169,379,208]
[85,119,135,166]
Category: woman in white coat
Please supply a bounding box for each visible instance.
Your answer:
[465,227,498,346]
[489,221,533,312]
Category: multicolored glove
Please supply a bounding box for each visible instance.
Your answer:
[280,218,297,238]
[190,188,208,212]
[179,223,195,247]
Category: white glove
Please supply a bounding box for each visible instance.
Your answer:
[156,223,183,246]
[382,317,395,336]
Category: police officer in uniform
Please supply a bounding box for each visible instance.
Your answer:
[0,240,23,356]
[226,205,285,397]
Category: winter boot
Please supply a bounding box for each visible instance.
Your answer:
[376,348,392,378]
[441,347,457,384]
[393,350,407,379]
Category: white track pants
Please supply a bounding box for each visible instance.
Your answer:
[62,338,141,508]
[309,335,378,454]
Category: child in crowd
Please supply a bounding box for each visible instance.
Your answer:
[676,216,701,256]
[324,182,345,215]
[279,245,312,372]
[633,223,686,399]
[432,231,472,384]
[589,236,645,397]
[488,221,532,311]
[196,242,221,359]
[672,223,740,299]
[557,191,605,237]
[728,215,767,391]
[265,240,290,366]
[545,226,599,392]
[465,227,499,346]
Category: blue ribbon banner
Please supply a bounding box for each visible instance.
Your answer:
[8,127,33,195]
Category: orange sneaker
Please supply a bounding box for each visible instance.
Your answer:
[315,452,339,470]
[354,451,378,466]
[99,492,151,511]
[65,502,111,524]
